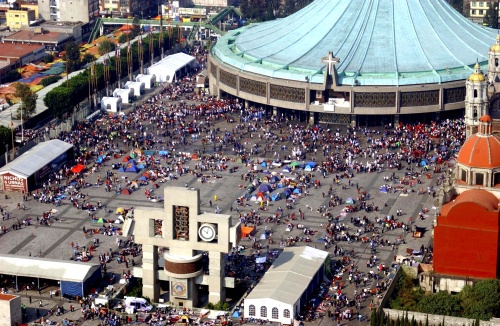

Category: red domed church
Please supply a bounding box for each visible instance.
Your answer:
[428,45,500,291]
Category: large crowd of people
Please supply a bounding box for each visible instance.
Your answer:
[0,42,468,325]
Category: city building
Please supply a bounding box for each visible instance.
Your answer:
[0,42,45,83]
[38,0,99,23]
[98,0,146,18]
[180,0,235,7]
[3,27,74,52]
[6,7,35,30]
[243,246,328,325]
[208,0,498,127]
[466,1,500,23]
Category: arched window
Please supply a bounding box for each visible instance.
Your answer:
[496,58,498,67]
[260,306,267,318]
[248,305,255,316]
[474,89,478,98]
[283,309,290,318]
[474,108,478,120]
[272,307,279,319]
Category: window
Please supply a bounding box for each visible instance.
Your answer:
[283,309,290,318]
[248,305,255,316]
[272,308,279,319]
[260,306,267,318]
[480,10,484,15]
[474,89,478,98]
[494,173,500,186]
[472,9,477,15]
[476,173,484,186]
[496,58,498,67]
[461,169,467,182]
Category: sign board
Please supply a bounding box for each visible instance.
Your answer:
[1,173,27,192]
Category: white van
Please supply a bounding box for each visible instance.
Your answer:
[124,297,153,313]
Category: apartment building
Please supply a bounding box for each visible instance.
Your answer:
[38,0,99,23]
[99,0,150,17]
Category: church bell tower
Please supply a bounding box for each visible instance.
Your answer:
[465,62,488,138]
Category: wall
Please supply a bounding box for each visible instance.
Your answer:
[59,0,90,23]
[434,201,500,278]
[383,309,500,326]
[0,295,21,326]
[6,9,35,29]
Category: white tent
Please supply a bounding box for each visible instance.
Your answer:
[113,88,134,104]
[136,74,156,89]
[147,53,196,83]
[244,247,328,325]
[125,81,145,97]
[101,96,122,113]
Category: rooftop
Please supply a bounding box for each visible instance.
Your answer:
[4,29,72,44]
[212,0,497,86]
[0,42,44,59]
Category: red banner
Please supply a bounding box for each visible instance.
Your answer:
[2,173,26,192]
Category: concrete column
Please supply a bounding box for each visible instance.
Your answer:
[141,244,160,302]
[272,106,277,116]
[207,251,225,304]
[308,112,314,125]
[394,114,400,128]
[244,100,249,110]
[350,114,357,127]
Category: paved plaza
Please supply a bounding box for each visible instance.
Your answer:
[0,88,441,326]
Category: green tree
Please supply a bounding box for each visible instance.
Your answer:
[118,33,128,44]
[81,53,96,65]
[43,86,73,119]
[240,0,250,18]
[0,126,12,154]
[484,5,498,28]
[132,16,141,38]
[14,82,37,119]
[448,0,464,14]
[5,70,21,83]
[416,291,461,316]
[98,39,116,56]
[43,53,55,64]
[63,41,81,73]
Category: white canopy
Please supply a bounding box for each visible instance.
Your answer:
[244,247,328,324]
[125,81,145,97]
[147,53,196,83]
[101,96,122,113]
[136,74,156,89]
[0,139,73,179]
[113,88,134,104]
[0,254,100,282]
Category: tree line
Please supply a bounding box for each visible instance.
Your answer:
[389,269,500,320]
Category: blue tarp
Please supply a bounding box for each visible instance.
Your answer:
[261,162,267,167]
[306,162,316,167]
[125,165,140,173]
[232,311,241,318]
[159,150,169,156]
[259,184,272,192]
[269,176,280,183]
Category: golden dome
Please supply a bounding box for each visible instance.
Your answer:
[468,63,485,82]
[491,35,500,53]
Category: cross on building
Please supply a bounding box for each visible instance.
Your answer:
[322,51,340,76]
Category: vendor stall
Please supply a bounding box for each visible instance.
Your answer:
[101,96,122,113]
[125,81,145,97]
[135,74,156,89]
[113,88,134,104]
